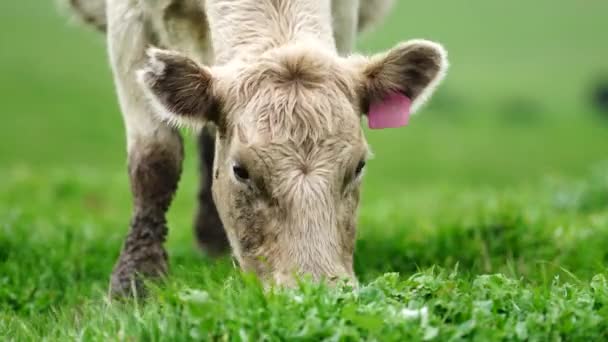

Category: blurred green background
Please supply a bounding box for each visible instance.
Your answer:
[1,0,607,195]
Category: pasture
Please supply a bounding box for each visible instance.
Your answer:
[1,0,608,340]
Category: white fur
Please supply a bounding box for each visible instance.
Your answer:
[106,0,182,153]
[144,47,168,76]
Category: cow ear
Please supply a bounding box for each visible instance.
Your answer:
[355,39,448,114]
[137,48,223,130]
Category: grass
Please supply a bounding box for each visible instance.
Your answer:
[1,0,608,340]
[2,165,608,340]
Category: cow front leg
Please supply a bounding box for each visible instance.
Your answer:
[106,0,183,296]
[110,136,183,296]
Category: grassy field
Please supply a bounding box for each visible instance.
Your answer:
[1,0,608,340]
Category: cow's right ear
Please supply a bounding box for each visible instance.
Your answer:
[137,48,223,130]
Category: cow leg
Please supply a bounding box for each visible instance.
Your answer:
[332,0,360,55]
[106,0,183,296]
[357,0,396,34]
[194,126,230,256]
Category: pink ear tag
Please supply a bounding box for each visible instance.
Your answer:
[368,92,412,129]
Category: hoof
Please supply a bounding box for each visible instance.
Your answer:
[109,244,168,298]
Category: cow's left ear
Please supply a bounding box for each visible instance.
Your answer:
[353,39,448,114]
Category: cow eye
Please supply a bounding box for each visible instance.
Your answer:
[233,164,250,182]
[355,160,366,176]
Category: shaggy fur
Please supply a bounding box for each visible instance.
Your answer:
[66,0,448,295]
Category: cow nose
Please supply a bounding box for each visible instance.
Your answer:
[273,272,298,288]
[324,267,358,287]
[328,275,359,289]
[272,271,358,288]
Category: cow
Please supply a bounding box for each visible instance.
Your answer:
[65,0,448,296]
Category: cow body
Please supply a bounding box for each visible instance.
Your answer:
[67,0,447,296]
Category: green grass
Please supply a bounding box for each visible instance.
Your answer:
[2,165,608,340]
[1,0,608,340]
